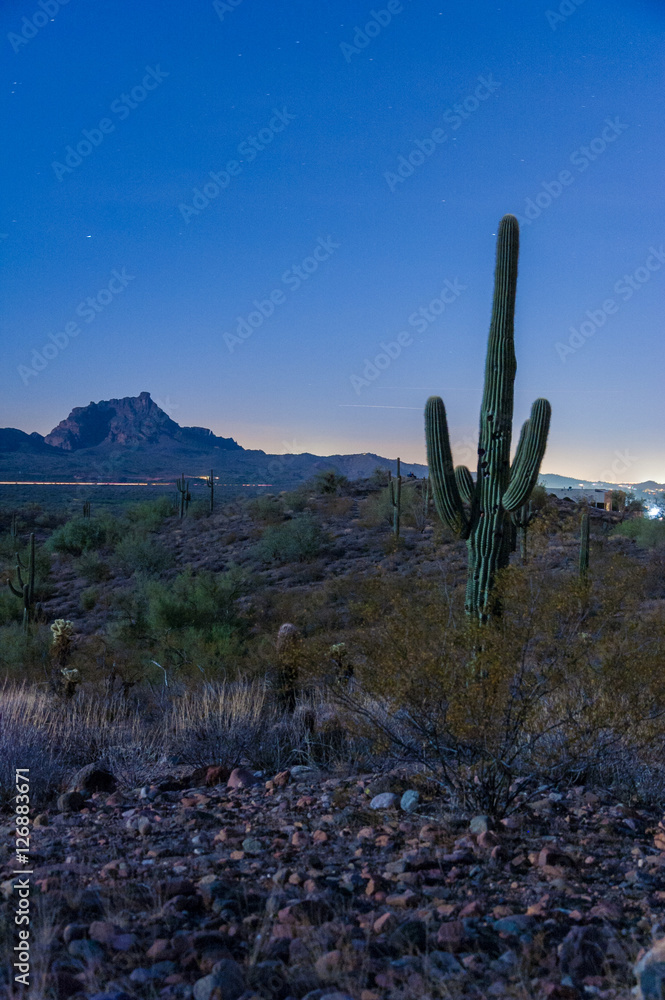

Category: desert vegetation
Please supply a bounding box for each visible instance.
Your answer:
[1,221,664,999]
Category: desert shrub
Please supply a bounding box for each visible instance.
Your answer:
[248,494,285,524]
[47,514,117,556]
[612,517,665,549]
[0,624,52,679]
[280,489,310,513]
[113,531,176,577]
[76,550,112,583]
[80,587,99,611]
[0,591,24,627]
[311,468,349,495]
[124,495,174,530]
[321,558,665,816]
[146,567,246,633]
[252,513,328,564]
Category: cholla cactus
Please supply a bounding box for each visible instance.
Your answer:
[330,642,353,683]
[50,618,75,662]
[50,620,78,696]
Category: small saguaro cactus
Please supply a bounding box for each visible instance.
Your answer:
[7,532,36,630]
[390,457,402,538]
[205,469,215,515]
[176,473,191,519]
[9,513,18,538]
[275,623,301,712]
[511,500,538,565]
[82,501,91,519]
[579,510,590,581]
[425,215,551,622]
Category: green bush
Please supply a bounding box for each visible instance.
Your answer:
[147,568,246,632]
[248,494,285,524]
[113,532,176,577]
[124,495,175,531]
[76,551,112,583]
[612,518,665,549]
[47,515,116,556]
[0,590,24,627]
[311,468,348,495]
[252,513,327,564]
[80,587,99,611]
[280,489,310,513]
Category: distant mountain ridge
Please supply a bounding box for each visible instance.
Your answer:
[0,393,662,492]
[43,391,241,452]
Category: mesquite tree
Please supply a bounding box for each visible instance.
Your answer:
[425,215,551,622]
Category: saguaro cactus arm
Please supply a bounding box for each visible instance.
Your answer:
[454,465,474,504]
[425,396,469,537]
[503,398,552,512]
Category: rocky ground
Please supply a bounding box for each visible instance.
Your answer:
[2,761,665,1000]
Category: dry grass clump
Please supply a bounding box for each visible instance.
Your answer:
[0,680,355,810]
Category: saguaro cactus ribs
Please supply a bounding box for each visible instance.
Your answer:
[425,215,551,621]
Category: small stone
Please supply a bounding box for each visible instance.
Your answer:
[205,765,230,786]
[369,792,397,810]
[227,767,260,789]
[425,950,465,979]
[137,817,152,836]
[436,920,466,951]
[469,815,490,835]
[242,837,263,855]
[315,950,343,979]
[400,790,420,813]
[33,813,49,827]
[193,958,245,1000]
[88,921,119,944]
[493,914,535,938]
[373,912,398,935]
[68,762,116,795]
[57,791,85,813]
[68,938,104,961]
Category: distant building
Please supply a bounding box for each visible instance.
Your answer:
[548,487,625,511]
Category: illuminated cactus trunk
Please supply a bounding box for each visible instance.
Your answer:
[425,215,551,622]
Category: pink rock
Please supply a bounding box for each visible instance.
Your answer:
[227,767,260,789]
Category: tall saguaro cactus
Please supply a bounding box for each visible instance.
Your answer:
[390,457,402,538]
[7,532,36,630]
[176,473,191,519]
[205,469,215,515]
[425,215,551,622]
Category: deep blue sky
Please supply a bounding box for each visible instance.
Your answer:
[1,0,663,480]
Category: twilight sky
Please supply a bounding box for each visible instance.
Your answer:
[1,0,663,481]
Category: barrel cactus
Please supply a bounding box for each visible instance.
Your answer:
[425,215,551,621]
